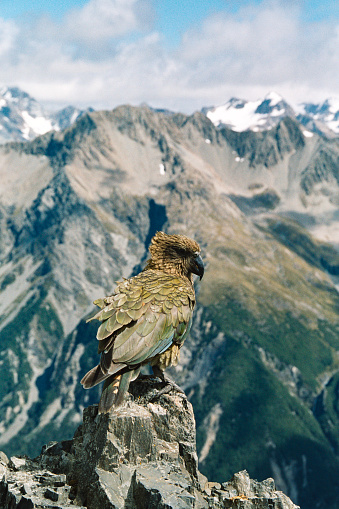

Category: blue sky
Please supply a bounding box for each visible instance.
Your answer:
[0,0,338,111]
[0,1,88,20]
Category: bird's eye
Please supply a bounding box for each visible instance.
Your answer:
[174,247,187,257]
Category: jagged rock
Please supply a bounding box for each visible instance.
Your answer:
[0,379,298,509]
[0,466,81,508]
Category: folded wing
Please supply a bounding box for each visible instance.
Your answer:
[81,271,195,412]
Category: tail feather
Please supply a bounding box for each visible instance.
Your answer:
[98,367,141,413]
[81,364,107,389]
[99,374,121,414]
[81,362,126,389]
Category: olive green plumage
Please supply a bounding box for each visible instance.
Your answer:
[81,231,204,413]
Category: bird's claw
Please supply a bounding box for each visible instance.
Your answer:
[134,368,185,402]
[150,377,185,401]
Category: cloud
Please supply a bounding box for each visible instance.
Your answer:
[0,18,18,59]
[64,0,154,45]
[177,1,339,101]
[0,0,338,112]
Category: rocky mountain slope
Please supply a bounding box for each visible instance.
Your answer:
[0,86,89,144]
[0,106,338,509]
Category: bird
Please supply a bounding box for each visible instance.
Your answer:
[81,231,204,414]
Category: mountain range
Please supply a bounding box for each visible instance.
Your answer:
[0,86,339,144]
[0,86,90,144]
[0,96,338,509]
[203,91,339,137]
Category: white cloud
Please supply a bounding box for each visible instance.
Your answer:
[0,0,338,112]
[64,0,148,42]
[178,2,339,97]
[0,18,18,58]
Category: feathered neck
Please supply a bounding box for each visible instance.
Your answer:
[143,231,200,283]
[144,255,193,282]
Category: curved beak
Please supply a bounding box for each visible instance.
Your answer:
[191,254,204,280]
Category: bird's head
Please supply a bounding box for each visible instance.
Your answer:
[145,231,204,282]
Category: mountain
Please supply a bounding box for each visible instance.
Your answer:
[296,98,339,137]
[1,86,338,144]
[0,86,90,143]
[0,107,338,509]
[203,92,339,137]
[203,92,295,132]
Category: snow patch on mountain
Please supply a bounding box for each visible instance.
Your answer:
[0,86,89,143]
[204,92,294,132]
[204,92,339,136]
[21,111,54,139]
[199,402,223,463]
[298,98,339,134]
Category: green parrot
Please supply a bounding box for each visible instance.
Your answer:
[81,231,204,413]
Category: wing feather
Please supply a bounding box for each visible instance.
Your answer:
[127,305,149,321]
[113,320,144,349]
[97,321,113,341]
[86,269,195,384]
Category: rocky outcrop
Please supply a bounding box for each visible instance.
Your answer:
[0,379,298,509]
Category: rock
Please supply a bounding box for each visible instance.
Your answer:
[220,471,297,509]
[62,378,204,508]
[0,379,299,509]
[0,463,6,483]
[0,452,9,466]
[9,457,27,471]
[44,487,59,501]
[22,483,33,496]
[0,463,85,509]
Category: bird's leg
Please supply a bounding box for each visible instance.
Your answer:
[136,373,158,380]
[151,365,185,397]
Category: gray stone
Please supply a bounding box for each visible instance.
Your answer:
[9,457,26,471]
[220,471,298,509]
[44,488,58,501]
[0,379,299,509]
[0,451,9,466]
[21,484,33,496]
[16,497,34,509]
[0,462,7,482]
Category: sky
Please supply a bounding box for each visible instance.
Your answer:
[0,0,338,113]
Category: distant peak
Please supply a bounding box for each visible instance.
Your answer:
[264,91,284,105]
[227,97,247,109]
[1,86,33,101]
[204,92,293,132]
[0,84,90,144]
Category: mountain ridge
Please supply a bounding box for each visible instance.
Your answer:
[0,104,338,508]
[0,86,339,146]
[203,91,339,137]
[0,86,91,144]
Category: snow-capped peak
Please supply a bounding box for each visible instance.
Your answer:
[203,92,339,136]
[297,98,339,134]
[0,86,89,144]
[264,91,284,106]
[204,92,294,132]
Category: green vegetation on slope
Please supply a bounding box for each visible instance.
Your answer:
[189,307,339,509]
